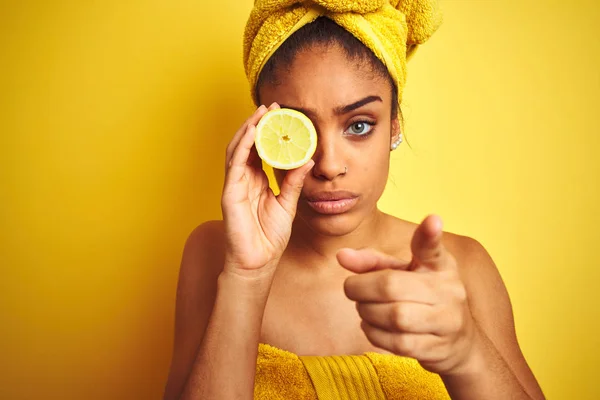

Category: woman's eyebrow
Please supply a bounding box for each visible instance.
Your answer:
[279,95,383,118]
[334,95,382,115]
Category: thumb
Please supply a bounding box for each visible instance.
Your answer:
[410,214,448,270]
[277,159,315,215]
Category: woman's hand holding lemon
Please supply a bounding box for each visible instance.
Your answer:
[221,103,316,278]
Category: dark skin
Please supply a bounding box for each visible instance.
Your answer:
[162,44,545,400]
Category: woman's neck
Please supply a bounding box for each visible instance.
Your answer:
[286,208,389,266]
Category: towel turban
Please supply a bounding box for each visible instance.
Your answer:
[243,0,442,109]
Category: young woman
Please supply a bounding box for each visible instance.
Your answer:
[163,1,544,399]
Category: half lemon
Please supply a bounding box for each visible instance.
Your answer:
[255,108,317,170]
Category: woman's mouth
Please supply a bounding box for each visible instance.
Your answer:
[304,191,359,215]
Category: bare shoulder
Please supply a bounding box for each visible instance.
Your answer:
[176,220,226,299]
[386,216,510,339]
[163,220,226,400]
[175,219,226,329]
[175,219,226,322]
[381,216,485,262]
[185,220,226,254]
[442,231,545,399]
[383,214,495,274]
[439,231,508,331]
[181,220,226,273]
[439,232,511,323]
[441,231,493,274]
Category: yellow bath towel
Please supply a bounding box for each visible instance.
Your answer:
[255,343,450,399]
[243,0,442,109]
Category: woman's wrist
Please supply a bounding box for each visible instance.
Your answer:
[218,263,277,300]
[440,328,530,399]
[441,325,487,380]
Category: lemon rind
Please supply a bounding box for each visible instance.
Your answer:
[255,109,317,171]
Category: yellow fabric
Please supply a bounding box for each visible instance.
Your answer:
[255,343,451,400]
[300,354,386,400]
[243,0,442,109]
[365,352,451,400]
[255,343,318,399]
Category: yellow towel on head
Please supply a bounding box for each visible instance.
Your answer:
[243,0,442,108]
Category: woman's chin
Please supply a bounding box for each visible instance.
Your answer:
[295,211,362,237]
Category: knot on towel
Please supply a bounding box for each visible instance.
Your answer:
[304,0,385,14]
[254,0,385,14]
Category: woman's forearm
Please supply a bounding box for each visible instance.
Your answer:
[179,269,274,400]
[441,329,541,400]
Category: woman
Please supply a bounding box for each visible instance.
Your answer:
[163,1,544,399]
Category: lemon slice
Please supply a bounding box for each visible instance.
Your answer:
[255,108,317,170]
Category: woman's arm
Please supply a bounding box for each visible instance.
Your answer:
[163,103,314,400]
[170,220,271,400]
[184,270,273,399]
[441,236,545,400]
[338,215,545,400]
[162,221,275,400]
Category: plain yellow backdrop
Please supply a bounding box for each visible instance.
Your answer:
[1,0,598,399]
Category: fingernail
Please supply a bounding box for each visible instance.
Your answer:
[432,215,443,231]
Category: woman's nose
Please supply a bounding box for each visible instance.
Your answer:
[311,135,346,181]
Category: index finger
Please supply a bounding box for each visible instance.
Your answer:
[225,103,279,170]
[337,248,410,274]
[344,269,437,303]
[410,214,452,271]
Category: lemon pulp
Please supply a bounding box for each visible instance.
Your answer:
[255,108,317,170]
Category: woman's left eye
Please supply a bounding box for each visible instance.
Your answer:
[345,121,374,136]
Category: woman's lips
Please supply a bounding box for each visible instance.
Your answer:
[305,197,358,215]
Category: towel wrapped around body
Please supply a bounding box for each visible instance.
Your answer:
[255,343,451,400]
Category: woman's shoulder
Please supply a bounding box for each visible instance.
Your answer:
[163,220,227,400]
[439,229,494,276]
[385,216,510,328]
[180,220,226,276]
[186,219,225,245]
[383,214,491,268]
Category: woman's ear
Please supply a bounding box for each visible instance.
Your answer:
[390,118,401,145]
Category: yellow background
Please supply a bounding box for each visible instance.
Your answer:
[1,0,598,399]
